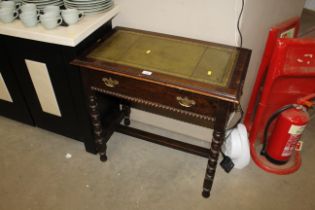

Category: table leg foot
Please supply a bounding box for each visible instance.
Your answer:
[202,190,210,198]
[124,118,131,126]
[100,154,108,162]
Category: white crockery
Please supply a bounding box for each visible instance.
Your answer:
[40,15,62,29]
[0,1,20,11]
[40,11,60,20]
[61,8,83,25]
[20,12,39,27]
[43,5,60,16]
[19,3,38,15]
[20,3,36,11]
[20,0,63,10]
[63,0,113,15]
[20,10,38,16]
[0,8,18,23]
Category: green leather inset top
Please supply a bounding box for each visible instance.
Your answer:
[88,30,239,87]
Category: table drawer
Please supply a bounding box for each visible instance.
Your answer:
[87,70,216,117]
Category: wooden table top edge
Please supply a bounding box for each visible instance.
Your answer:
[71,27,251,105]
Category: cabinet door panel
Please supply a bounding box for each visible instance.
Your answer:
[0,45,33,125]
[0,72,13,102]
[25,59,62,117]
[5,37,79,139]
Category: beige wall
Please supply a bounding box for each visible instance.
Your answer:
[113,0,241,46]
[112,0,306,141]
[305,0,315,10]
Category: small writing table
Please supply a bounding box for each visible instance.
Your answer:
[72,27,251,198]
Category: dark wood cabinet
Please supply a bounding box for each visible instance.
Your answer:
[0,22,113,153]
[4,37,85,140]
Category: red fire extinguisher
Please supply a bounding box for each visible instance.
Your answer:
[261,94,315,164]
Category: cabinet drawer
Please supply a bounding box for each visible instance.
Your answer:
[87,70,216,117]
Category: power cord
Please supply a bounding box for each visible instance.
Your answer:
[237,0,245,48]
[220,0,245,173]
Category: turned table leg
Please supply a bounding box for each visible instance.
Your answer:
[202,103,231,198]
[88,95,108,162]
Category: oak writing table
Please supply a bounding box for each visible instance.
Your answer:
[72,27,251,198]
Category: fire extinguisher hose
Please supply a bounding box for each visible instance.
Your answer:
[261,104,296,155]
[251,94,315,174]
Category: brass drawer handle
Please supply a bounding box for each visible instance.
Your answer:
[102,77,119,88]
[176,96,196,108]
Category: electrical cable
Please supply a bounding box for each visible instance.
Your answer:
[223,0,245,136]
[237,0,244,48]
[220,0,245,164]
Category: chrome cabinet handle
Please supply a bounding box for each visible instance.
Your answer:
[102,77,119,88]
[176,96,196,108]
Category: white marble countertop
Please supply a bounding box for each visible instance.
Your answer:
[0,5,119,47]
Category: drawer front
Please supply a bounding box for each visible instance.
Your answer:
[87,70,216,117]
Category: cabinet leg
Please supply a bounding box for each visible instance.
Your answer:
[88,95,107,162]
[122,105,131,126]
[202,104,231,198]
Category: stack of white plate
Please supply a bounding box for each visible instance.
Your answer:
[21,0,64,10]
[64,0,113,15]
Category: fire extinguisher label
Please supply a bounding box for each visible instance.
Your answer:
[282,125,306,157]
[288,125,306,135]
[282,135,301,157]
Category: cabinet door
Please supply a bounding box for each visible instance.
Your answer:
[5,37,79,139]
[0,44,33,125]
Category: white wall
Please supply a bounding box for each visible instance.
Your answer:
[305,0,315,10]
[112,0,305,141]
[113,0,241,46]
